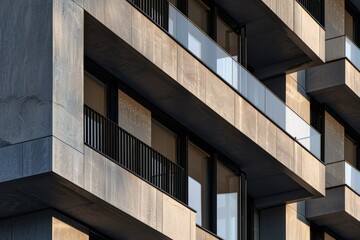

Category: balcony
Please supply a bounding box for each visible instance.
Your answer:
[306,36,360,133]
[129,0,321,160]
[84,0,325,208]
[84,105,186,203]
[307,161,360,239]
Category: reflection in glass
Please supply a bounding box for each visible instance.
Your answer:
[188,0,210,34]
[188,142,210,228]
[217,161,239,240]
[345,135,358,168]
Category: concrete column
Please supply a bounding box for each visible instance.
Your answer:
[324,111,344,164]
[325,0,345,40]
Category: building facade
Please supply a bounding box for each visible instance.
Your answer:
[0,0,358,239]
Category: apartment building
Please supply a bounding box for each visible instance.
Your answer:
[0,0,357,239]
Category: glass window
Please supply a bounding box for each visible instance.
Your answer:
[345,135,358,168]
[188,0,210,34]
[84,72,107,116]
[151,119,178,163]
[216,17,239,61]
[188,142,210,228]
[345,9,355,42]
[217,161,239,240]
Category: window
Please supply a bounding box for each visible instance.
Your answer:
[84,72,107,116]
[188,142,211,228]
[345,134,358,168]
[216,16,239,61]
[188,0,210,34]
[151,119,178,163]
[217,161,239,240]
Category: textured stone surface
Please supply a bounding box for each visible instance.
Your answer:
[325,0,345,39]
[324,111,344,164]
[23,137,52,177]
[0,0,52,147]
[0,144,23,182]
[53,137,84,188]
[53,0,84,153]
[84,147,106,200]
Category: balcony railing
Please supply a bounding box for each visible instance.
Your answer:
[297,0,324,26]
[345,37,360,71]
[128,0,321,159]
[84,105,186,203]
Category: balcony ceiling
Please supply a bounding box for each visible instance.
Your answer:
[349,0,360,11]
[214,0,320,79]
[85,13,322,209]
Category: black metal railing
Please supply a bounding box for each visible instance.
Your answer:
[84,105,185,202]
[129,0,169,30]
[297,0,324,26]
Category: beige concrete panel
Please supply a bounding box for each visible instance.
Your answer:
[300,5,320,57]
[293,142,303,177]
[84,146,106,200]
[344,187,360,222]
[205,69,235,125]
[73,0,83,8]
[325,37,346,62]
[190,211,196,240]
[302,148,324,195]
[345,60,360,97]
[131,8,160,65]
[53,0,84,153]
[162,195,192,240]
[177,47,206,101]
[235,96,257,143]
[105,158,141,219]
[294,2,302,38]
[52,217,88,240]
[325,0,345,39]
[276,0,294,30]
[156,190,163,232]
[104,0,132,44]
[118,90,151,145]
[53,137,84,188]
[324,111,344,163]
[319,27,325,61]
[161,34,178,80]
[257,112,277,157]
[276,128,294,170]
[262,0,276,12]
[140,180,157,229]
[83,0,105,24]
[285,204,310,240]
[196,227,221,240]
[285,74,310,124]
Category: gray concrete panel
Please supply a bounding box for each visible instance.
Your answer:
[23,137,52,177]
[0,144,23,182]
[325,0,345,40]
[0,0,52,147]
[53,0,84,153]
[12,211,52,240]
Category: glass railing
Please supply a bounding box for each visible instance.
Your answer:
[168,4,321,159]
[345,37,360,71]
[345,162,360,195]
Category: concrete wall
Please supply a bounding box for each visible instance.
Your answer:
[0,210,88,240]
[325,0,345,40]
[118,90,152,145]
[324,111,344,164]
[196,227,221,240]
[262,0,325,61]
[259,202,310,240]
